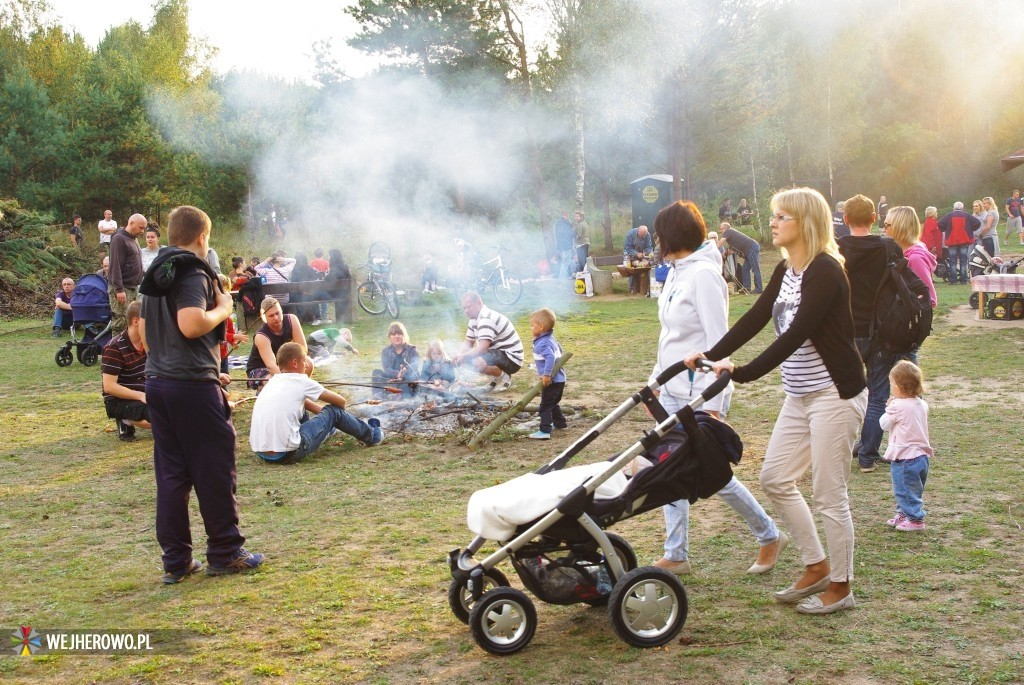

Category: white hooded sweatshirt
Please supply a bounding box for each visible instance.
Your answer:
[648,241,732,414]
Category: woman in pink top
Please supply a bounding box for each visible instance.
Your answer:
[885,206,937,307]
[879,360,933,532]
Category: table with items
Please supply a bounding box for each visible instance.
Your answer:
[971,273,1024,320]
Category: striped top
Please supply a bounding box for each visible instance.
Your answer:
[101,331,147,397]
[773,268,834,396]
[466,305,524,366]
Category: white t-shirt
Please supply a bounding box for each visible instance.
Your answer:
[249,373,324,453]
[98,218,117,244]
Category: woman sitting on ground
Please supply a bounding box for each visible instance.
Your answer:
[371,322,420,399]
[246,296,309,389]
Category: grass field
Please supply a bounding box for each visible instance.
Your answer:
[1,264,1022,684]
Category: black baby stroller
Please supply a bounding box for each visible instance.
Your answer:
[55,273,113,367]
[968,245,1024,309]
[448,360,739,654]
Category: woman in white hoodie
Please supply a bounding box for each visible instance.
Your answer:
[649,201,788,576]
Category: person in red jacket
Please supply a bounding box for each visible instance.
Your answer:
[937,201,981,284]
[920,206,943,263]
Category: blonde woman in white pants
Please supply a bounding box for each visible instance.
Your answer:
[686,187,867,615]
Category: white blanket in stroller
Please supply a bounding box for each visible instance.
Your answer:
[467,462,628,541]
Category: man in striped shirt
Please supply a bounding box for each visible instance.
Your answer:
[101,300,150,441]
[453,291,524,392]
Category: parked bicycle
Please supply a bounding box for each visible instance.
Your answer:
[357,242,400,319]
[451,241,522,305]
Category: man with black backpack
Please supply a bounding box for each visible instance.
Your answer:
[838,194,925,474]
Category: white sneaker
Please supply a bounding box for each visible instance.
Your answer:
[491,372,513,392]
[311,319,322,326]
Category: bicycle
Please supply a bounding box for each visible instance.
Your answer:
[453,243,523,305]
[357,242,400,318]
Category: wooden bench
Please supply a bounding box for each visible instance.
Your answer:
[234,279,353,326]
[592,255,623,268]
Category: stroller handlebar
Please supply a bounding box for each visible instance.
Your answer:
[655,359,732,404]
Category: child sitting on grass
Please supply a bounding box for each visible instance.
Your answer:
[527,308,567,440]
[880,360,933,532]
[420,340,457,394]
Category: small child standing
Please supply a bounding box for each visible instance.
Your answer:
[879,360,933,532]
[528,308,567,440]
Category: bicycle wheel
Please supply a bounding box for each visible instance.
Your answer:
[384,283,400,318]
[357,280,387,315]
[491,269,522,305]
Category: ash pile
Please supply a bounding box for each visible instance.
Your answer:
[349,391,507,439]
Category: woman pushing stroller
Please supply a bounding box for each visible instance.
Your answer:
[686,187,867,615]
[648,201,786,577]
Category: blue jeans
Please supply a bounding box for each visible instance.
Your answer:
[658,392,777,561]
[53,308,72,330]
[855,338,918,467]
[947,243,970,283]
[256,405,375,463]
[739,246,763,292]
[891,456,929,521]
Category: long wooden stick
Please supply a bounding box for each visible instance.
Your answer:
[468,352,572,450]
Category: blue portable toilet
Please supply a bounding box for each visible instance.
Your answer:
[631,175,676,230]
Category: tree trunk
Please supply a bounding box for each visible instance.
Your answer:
[573,75,585,215]
[597,149,612,250]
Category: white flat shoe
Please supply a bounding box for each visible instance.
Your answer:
[773,575,830,603]
[796,592,856,615]
[747,531,789,574]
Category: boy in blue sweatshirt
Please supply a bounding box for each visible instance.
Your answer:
[528,308,567,439]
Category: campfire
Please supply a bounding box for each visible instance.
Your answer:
[347,391,508,438]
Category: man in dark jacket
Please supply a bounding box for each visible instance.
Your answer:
[108,213,146,334]
[838,194,917,473]
[938,201,981,284]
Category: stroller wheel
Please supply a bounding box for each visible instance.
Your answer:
[468,587,536,655]
[448,569,510,624]
[80,344,100,367]
[608,567,688,648]
[969,292,979,310]
[55,347,74,367]
[582,532,638,607]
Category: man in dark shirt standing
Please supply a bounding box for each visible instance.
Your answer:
[108,213,146,334]
[838,194,915,473]
[140,205,263,585]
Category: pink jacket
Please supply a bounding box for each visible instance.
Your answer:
[904,242,937,307]
[880,397,934,462]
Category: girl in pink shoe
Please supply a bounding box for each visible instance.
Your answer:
[880,361,933,532]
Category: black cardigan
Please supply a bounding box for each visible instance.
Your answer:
[705,253,867,399]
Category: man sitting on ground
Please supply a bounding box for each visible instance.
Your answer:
[101,300,150,441]
[249,342,384,463]
[452,291,524,392]
[53,277,74,336]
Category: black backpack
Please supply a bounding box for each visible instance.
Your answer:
[870,240,933,352]
[238,278,263,318]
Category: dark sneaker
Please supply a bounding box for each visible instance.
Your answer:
[51,327,63,338]
[116,418,137,442]
[206,548,265,576]
[366,418,385,446]
[162,558,202,585]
